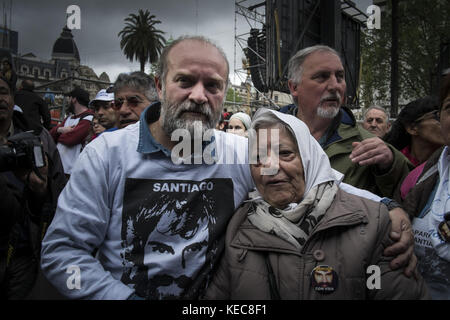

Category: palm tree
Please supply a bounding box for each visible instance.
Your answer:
[118,9,166,72]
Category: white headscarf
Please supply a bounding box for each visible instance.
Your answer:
[247,108,339,249]
[229,112,252,130]
[252,108,337,194]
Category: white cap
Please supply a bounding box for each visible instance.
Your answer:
[230,112,251,130]
[89,89,114,106]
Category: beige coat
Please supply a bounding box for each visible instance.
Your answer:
[204,189,429,300]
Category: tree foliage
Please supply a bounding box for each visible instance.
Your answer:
[224,87,244,110]
[226,87,242,103]
[360,0,450,109]
[118,9,166,72]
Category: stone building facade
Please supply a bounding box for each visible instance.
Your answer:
[12,26,111,100]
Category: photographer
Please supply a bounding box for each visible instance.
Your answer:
[0,76,65,299]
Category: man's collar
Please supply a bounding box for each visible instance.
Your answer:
[8,120,14,137]
[137,101,172,157]
[340,106,355,125]
[320,106,355,147]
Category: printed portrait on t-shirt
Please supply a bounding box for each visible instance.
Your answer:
[120,178,234,299]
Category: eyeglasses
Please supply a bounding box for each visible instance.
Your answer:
[414,110,440,123]
[113,95,145,110]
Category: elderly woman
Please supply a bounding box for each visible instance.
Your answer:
[227,112,251,137]
[401,73,450,299]
[205,108,428,299]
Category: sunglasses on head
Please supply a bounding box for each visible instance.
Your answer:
[112,96,145,110]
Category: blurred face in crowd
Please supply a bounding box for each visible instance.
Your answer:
[114,87,151,128]
[92,117,106,135]
[67,96,76,114]
[157,39,228,137]
[227,118,247,137]
[363,108,391,137]
[215,120,226,131]
[440,92,450,147]
[408,110,444,148]
[289,51,346,120]
[2,60,11,72]
[0,78,14,126]
[250,126,305,209]
[93,100,119,130]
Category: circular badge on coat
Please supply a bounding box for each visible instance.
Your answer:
[310,265,339,294]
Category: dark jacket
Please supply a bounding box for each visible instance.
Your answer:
[0,175,24,289]
[0,110,66,298]
[400,147,442,219]
[205,189,429,300]
[15,89,51,131]
[10,110,66,252]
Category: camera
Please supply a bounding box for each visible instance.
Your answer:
[0,131,45,172]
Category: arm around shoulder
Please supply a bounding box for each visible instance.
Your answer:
[368,203,429,300]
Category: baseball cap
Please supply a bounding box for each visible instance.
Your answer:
[89,89,114,107]
[67,87,90,107]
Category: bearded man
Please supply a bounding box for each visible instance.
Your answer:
[50,87,93,176]
[40,36,254,300]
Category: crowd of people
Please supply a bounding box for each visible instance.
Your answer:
[1,35,449,300]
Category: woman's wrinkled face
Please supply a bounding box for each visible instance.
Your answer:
[440,92,450,147]
[250,126,305,209]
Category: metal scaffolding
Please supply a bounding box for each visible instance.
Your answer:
[233,0,369,113]
[233,0,279,113]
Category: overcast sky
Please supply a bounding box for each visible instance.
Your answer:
[6,0,372,84]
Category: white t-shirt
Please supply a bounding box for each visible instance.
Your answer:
[56,114,93,174]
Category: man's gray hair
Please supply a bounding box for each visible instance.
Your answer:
[364,106,389,121]
[156,35,229,90]
[114,71,158,102]
[287,45,342,85]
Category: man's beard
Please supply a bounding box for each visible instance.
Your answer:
[160,89,221,137]
[316,92,342,119]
